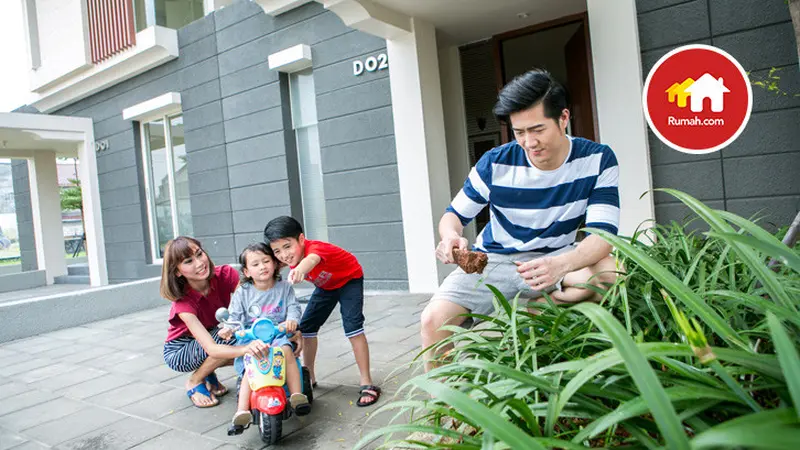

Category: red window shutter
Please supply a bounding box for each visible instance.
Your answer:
[87,0,136,64]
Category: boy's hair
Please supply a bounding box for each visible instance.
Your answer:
[264,216,304,243]
[238,242,282,284]
[492,69,569,124]
[160,236,215,302]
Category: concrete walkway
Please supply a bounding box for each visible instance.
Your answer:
[0,293,428,450]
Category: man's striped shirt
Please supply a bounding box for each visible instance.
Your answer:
[446,136,620,254]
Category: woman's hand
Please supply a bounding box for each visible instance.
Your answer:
[243,339,270,359]
[218,327,234,341]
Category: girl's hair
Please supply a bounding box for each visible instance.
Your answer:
[160,236,216,301]
[238,242,282,284]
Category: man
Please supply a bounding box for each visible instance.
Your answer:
[421,69,620,372]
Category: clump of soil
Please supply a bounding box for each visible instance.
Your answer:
[453,248,488,274]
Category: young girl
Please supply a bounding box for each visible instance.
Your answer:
[162,236,273,408]
[219,243,311,432]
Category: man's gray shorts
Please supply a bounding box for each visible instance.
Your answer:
[430,246,574,320]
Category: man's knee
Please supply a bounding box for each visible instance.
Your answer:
[421,299,466,335]
[590,255,618,288]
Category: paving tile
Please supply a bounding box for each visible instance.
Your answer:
[0,348,27,365]
[0,430,27,450]
[203,411,310,450]
[0,397,88,431]
[0,358,52,377]
[85,381,171,409]
[0,336,53,353]
[5,441,50,450]
[275,419,380,450]
[128,429,223,450]
[55,416,169,450]
[19,362,80,383]
[120,387,193,421]
[20,406,127,446]
[83,350,146,370]
[62,345,117,364]
[101,335,162,352]
[136,364,181,383]
[5,381,32,398]
[41,327,106,341]
[62,373,136,400]
[157,394,237,434]
[0,391,54,417]
[32,342,91,360]
[297,386,383,425]
[30,367,108,392]
[104,354,164,374]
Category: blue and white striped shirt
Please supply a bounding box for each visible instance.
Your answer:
[446,136,620,254]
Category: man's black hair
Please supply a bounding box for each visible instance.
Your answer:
[492,69,569,124]
[263,216,304,242]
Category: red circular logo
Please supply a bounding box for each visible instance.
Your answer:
[643,44,752,154]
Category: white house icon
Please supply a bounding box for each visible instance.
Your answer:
[683,73,730,112]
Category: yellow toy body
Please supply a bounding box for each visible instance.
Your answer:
[244,346,286,390]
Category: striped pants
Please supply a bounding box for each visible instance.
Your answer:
[163,327,233,373]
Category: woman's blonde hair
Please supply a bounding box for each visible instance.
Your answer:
[160,236,216,301]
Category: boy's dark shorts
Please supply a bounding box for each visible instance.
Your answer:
[299,277,364,339]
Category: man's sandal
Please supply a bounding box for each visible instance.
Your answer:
[186,383,218,408]
[356,385,381,407]
[205,372,228,397]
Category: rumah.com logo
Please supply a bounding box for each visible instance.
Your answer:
[643,44,752,154]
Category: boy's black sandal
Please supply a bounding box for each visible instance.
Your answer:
[357,385,381,407]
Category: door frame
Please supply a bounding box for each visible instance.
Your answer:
[490,12,598,144]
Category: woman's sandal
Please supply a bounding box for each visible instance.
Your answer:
[205,372,228,397]
[356,385,381,407]
[186,383,219,408]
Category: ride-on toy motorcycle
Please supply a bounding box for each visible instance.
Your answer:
[215,306,313,445]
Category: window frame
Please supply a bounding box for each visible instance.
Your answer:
[140,112,184,264]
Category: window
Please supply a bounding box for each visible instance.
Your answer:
[141,114,193,260]
[133,0,204,33]
[289,68,328,242]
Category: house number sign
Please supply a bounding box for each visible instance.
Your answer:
[94,140,109,152]
[353,53,388,76]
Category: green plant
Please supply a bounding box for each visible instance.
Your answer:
[60,178,82,212]
[358,190,800,449]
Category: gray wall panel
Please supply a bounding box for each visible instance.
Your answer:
[183,100,223,132]
[228,156,288,189]
[326,194,403,226]
[187,146,228,173]
[637,0,709,51]
[188,167,230,194]
[233,205,292,234]
[222,82,281,120]
[317,106,394,146]
[639,0,800,232]
[316,77,391,121]
[224,107,283,142]
[191,190,232,215]
[11,160,37,271]
[193,212,235,237]
[226,132,286,166]
[219,61,279,97]
[230,181,290,210]
[321,136,396,173]
[182,79,221,111]
[324,166,399,200]
[328,223,405,252]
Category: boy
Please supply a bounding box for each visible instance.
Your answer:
[263,216,381,407]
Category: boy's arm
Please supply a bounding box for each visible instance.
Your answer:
[287,253,321,284]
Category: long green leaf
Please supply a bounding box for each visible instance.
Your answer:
[690,408,800,449]
[586,227,749,350]
[767,312,800,419]
[571,303,689,449]
[708,231,800,273]
[572,385,740,443]
[657,189,795,312]
[411,379,547,450]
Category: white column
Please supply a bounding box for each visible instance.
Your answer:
[28,151,67,284]
[78,136,109,286]
[587,0,655,236]
[438,45,476,245]
[387,17,451,292]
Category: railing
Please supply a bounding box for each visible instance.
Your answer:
[86,0,137,64]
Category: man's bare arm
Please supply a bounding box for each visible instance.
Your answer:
[435,212,468,264]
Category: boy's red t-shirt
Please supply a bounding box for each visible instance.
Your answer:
[292,240,363,290]
[165,264,240,342]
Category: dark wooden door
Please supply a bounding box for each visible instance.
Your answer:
[564,23,597,141]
